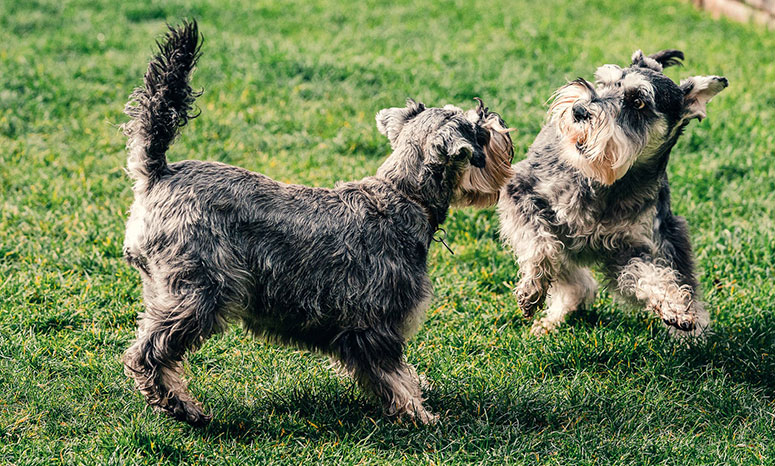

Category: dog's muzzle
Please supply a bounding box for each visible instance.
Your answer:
[470,149,486,168]
[572,103,591,122]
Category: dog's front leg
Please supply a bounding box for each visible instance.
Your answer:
[499,198,567,319]
[609,254,707,333]
[512,234,569,320]
[653,197,710,337]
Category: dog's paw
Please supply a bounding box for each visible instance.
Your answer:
[666,301,711,341]
[515,281,547,318]
[530,318,560,336]
[162,396,211,427]
[395,401,438,426]
[410,406,439,426]
[652,298,697,332]
[662,314,696,332]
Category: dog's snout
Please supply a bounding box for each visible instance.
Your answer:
[572,104,590,122]
[471,149,486,168]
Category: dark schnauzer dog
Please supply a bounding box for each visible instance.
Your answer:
[498,50,727,337]
[121,21,514,426]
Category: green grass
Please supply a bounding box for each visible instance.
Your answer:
[1,0,774,464]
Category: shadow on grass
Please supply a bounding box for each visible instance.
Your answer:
[186,309,774,449]
[681,316,775,392]
[193,378,558,450]
[553,305,775,393]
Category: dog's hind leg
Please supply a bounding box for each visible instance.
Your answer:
[123,281,223,426]
[336,328,437,425]
[531,266,597,336]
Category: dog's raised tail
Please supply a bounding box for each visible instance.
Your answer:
[123,20,202,190]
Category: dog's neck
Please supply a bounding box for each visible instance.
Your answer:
[577,126,686,222]
[376,146,455,231]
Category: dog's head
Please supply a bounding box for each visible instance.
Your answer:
[376,98,514,207]
[548,50,727,185]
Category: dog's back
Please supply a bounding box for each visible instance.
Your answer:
[127,157,433,342]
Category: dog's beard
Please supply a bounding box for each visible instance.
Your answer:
[548,83,643,185]
[454,111,515,207]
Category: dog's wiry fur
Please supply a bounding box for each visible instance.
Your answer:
[121,21,513,426]
[499,49,727,337]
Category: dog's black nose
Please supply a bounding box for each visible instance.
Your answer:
[572,104,590,122]
[470,150,486,168]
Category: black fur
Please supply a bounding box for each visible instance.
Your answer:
[654,177,698,289]
[124,20,202,185]
[648,49,684,68]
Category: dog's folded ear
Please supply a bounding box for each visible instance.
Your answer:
[648,50,684,68]
[376,98,426,145]
[630,49,683,72]
[450,140,484,167]
[680,76,729,121]
[425,133,483,171]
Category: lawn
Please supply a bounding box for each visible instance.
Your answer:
[1,0,774,464]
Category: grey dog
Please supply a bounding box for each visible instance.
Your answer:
[498,50,727,336]
[121,21,514,426]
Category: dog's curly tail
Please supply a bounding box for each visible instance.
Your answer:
[123,20,202,190]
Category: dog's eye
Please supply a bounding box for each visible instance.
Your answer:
[633,98,645,109]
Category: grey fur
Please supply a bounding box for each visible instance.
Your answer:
[121,21,512,426]
[498,50,727,336]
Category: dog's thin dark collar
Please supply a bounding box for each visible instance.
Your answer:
[380,178,452,253]
[406,194,445,243]
[432,227,454,255]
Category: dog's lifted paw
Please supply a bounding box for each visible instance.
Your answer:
[652,299,696,332]
[515,282,546,318]
[662,314,696,332]
[667,301,711,341]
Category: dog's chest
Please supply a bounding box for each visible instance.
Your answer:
[551,188,657,253]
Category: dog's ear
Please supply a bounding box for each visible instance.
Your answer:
[427,134,482,168]
[648,50,684,68]
[451,139,484,167]
[630,49,683,72]
[375,98,426,145]
[680,75,728,121]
